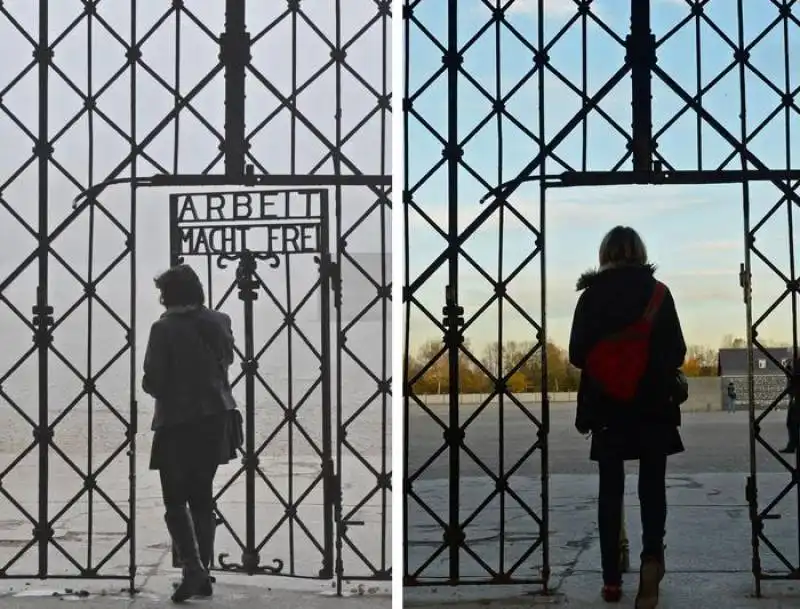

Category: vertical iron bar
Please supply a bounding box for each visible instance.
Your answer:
[494,0,505,578]
[319,191,335,581]
[736,0,761,597]
[169,195,180,266]
[334,0,345,593]
[238,253,257,572]
[86,0,96,572]
[223,0,248,177]
[285,205,295,573]
[581,0,588,171]
[207,256,214,308]
[629,0,653,172]
[537,0,550,592]
[128,0,138,593]
[402,0,412,585]
[174,5,181,174]
[36,0,50,578]
[781,5,800,563]
[694,1,702,170]
[288,5,298,570]
[379,1,390,580]
[446,0,460,583]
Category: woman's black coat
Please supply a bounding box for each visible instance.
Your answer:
[568,264,687,461]
[142,305,238,431]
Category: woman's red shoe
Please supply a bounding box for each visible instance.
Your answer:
[601,584,623,602]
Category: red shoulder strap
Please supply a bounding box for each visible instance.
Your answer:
[642,282,666,323]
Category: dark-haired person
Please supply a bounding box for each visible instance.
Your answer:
[142,264,238,603]
[569,226,687,608]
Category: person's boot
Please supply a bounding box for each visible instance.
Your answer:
[171,539,182,569]
[635,555,661,609]
[601,583,623,602]
[164,507,210,603]
[779,444,797,454]
[190,508,217,597]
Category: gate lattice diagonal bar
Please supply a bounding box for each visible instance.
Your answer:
[0,1,390,591]
[403,0,799,593]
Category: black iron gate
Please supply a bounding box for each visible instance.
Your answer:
[404,0,799,594]
[0,0,390,594]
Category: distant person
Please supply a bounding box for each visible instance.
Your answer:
[143,264,241,602]
[780,359,799,454]
[569,226,687,608]
[725,381,737,414]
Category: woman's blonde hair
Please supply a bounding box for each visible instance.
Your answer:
[598,226,648,267]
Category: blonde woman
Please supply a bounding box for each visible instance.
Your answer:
[569,226,687,608]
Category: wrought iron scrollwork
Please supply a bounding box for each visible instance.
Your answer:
[217,252,280,270]
[217,553,284,575]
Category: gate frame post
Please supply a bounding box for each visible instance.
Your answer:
[34,0,51,580]
[221,0,250,178]
[628,0,655,172]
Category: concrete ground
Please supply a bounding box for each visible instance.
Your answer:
[405,405,800,608]
[0,414,391,608]
[0,582,390,609]
[0,572,391,608]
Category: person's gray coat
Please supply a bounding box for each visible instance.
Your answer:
[142,305,237,430]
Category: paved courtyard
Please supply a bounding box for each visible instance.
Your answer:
[0,403,391,607]
[0,582,390,609]
[405,404,800,608]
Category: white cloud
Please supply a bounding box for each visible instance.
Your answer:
[407,184,715,234]
[508,0,583,17]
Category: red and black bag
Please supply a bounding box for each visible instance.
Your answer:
[584,282,666,402]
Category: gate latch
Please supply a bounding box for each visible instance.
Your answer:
[442,285,464,347]
[739,263,751,303]
[322,259,341,308]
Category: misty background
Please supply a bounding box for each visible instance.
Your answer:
[0,1,390,579]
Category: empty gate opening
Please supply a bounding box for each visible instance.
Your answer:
[405,182,800,582]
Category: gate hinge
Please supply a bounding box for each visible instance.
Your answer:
[442,284,464,332]
[31,297,54,347]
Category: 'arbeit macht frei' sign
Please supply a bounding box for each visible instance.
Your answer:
[170,189,324,257]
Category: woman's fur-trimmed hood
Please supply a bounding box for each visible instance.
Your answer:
[576,263,657,291]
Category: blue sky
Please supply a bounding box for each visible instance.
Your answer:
[405,0,800,354]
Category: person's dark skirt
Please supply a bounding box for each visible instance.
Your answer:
[149,411,236,471]
[590,422,684,462]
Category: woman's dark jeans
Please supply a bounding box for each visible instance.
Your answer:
[598,454,667,585]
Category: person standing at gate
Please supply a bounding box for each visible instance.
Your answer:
[569,226,687,608]
[780,359,799,454]
[725,381,737,414]
[143,264,242,603]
